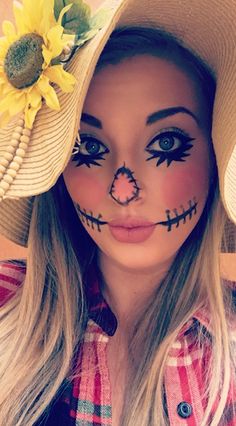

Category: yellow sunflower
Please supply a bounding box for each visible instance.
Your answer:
[0,0,76,129]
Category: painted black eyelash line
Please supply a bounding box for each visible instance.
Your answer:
[77,204,108,232]
[72,138,109,168]
[72,137,81,156]
[156,198,198,231]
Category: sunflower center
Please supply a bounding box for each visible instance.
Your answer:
[4,33,44,89]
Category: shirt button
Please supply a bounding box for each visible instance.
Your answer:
[177,402,192,418]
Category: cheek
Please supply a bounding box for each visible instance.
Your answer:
[159,166,209,206]
[64,169,106,208]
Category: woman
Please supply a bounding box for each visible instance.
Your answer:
[0,0,235,425]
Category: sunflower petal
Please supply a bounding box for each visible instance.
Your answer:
[0,66,6,80]
[2,21,16,39]
[37,75,50,94]
[0,91,15,112]
[44,65,76,92]
[39,0,56,35]
[0,37,11,62]
[62,33,76,44]
[22,0,44,31]
[25,102,42,129]
[46,25,64,58]
[37,76,60,110]
[0,111,11,128]
[13,0,30,34]
[9,93,27,115]
[0,90,26,114]
[42,45,53,67]
[2,81,15,96]
[44,86,60,110]
[27,87,43,109]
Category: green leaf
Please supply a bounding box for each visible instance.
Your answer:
[54,0,92,35]
[90,7,113,31]
[75,28,99,47]
[74,7,114,47]
[54,0,67,21]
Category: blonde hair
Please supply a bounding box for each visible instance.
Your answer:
[122,188,236,425]
[0,175,235,425]
[0,28,236,426]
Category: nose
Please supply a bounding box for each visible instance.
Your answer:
[109,163,141,206]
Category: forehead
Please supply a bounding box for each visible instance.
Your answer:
[83,55,204,122]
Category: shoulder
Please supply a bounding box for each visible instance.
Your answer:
[0,259,26,306]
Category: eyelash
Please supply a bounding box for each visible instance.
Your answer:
[145,128,195,167]
[72,128,195,168]
[72,134,110,168]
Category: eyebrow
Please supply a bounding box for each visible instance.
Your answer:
[81,106,199,129]
[146,106,199,126]
[81,113,102,129]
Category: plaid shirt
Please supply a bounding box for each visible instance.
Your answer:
[0,260,236,425]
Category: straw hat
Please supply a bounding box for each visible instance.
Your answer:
[0,0,235,247]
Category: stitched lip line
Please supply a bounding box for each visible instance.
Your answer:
[155,198,198,231]
[76,205,108,232]
[76,197,198,233]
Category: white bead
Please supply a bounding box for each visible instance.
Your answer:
[9,162,20,171]
[0,188,5,196]
[0,165,6,173]
[6,146,16,154]
[0,158,9,167]
[3,174,14,184]
[15,126,23,134]
[16,148,25,157]
[4,153,14,162]
[0,181,10,190]
[7,169,17,177]
[63,46,71,55]
[22,128,31,137]
[12,132,21,140]
[19,142,28,150]
[17,118,24,127]
[20,135,30,144]
[14,156,23,164]
[11,138,20,147]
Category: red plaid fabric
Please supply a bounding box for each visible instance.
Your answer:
[0,260,236,425]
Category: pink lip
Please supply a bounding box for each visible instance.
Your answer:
[108,217,155,243]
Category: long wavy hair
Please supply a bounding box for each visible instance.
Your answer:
[0,27,235,426]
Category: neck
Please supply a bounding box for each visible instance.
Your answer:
[98,252,174,332]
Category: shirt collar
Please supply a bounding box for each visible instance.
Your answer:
[86,266,117,336]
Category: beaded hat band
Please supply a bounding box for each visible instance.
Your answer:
[0,0,236,247]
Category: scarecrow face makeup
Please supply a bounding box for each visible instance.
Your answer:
[63,55,212,272]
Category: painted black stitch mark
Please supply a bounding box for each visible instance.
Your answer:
[109,163,141,206]
[156,198,198,231]
[76,204,108,232]
[76,197,198,234]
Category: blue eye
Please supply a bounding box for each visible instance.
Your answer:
[158,134,178,151]
[79,135,107,156]
[84,140,100,155]
[145,128,195,167]
[72,134,109,168]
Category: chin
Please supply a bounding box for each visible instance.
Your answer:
[101,245,177,274]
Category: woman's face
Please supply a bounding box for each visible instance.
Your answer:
[63,55,212,272]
